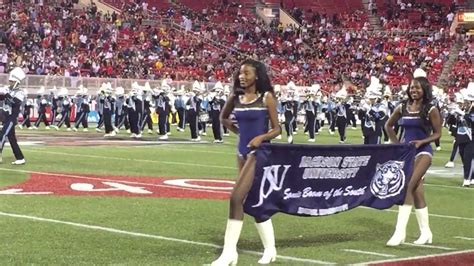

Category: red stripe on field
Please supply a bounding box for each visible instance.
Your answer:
[0,173,233,200]
[372,251,474,266]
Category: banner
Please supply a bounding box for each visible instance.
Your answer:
[244,143,416,221]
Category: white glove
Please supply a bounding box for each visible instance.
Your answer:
[0,86,9,95]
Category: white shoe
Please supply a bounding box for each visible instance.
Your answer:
[72,127,78,132]
[308,138,315,142]
[127,129,131,134]
[436,146,441,151]
[44,126,49,130]
[167,132,171,136]
[213,139,223,143]
[135,134,142,139]
[53,125,59,131]
[196,136,201,141]
[83,128,89,132]
[444,161,454,168]
[148,129,153,134]
[96,128,102,132]
[114,128,120,133]
[275,134,282,140]
[470,179,474,185]
[287,135,293,144]
[11,159,26,165]
[18,125,23,129]
[352,127,357,130]
[293,131,298,135]
[177,127,185,132]
[104,133,111,137]
[304,132,308,135]
[201,132,207,136]
[462,180,470,187]
[329,131,334,135]
[109,131,116,137]
[66,128,72,131]
[339,140,345,144]
[28,127,33,130]
[159,135,168,140]
[223,133,230,137]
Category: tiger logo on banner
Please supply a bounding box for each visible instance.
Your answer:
[370,161,405,199]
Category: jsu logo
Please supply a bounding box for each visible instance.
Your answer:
[370,160,405,199]
[252,164,291,208]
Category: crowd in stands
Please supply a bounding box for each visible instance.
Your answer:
[378,0,458,32]
[447,37,473,95]
[0,0,471,95]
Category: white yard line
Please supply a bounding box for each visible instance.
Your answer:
[355,249,474,265]
[401,243,455,250]
[26,150,238,170]
[454,236,474,241]
[342,249,396,257]
[0,211,334,265]
[360,207,474,222]
[0,168,231,195]
[424,183,469,190]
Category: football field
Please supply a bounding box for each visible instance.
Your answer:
[0,126,472,265]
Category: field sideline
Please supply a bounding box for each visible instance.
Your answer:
[0,126,472,265]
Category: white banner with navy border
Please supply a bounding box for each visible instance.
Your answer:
[244,143,416,221]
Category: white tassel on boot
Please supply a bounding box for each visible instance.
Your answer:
[386,205,412,246]
[211,219,243,266]
[413,207,433,245]
[255,219,277,264]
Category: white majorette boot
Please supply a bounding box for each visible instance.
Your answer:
[255,219,277,264]
[386,205,412,246]
[413,207,433,245]
[211,219,242,266]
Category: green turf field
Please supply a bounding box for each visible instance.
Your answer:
[0,126,472,265]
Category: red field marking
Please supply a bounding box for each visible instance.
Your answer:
[371,250,474,266]
[0,173,233,200]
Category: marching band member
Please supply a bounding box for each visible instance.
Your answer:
[33,86,50,130]
[302,84,319,142]
[222,85,231,137]
[334,85,349,143]
[73,86,90,132]
[0,67,27,165]
[174,86,187,132]
[281,81,297,144]
[187,81,202,141]
[19,89,33,130]
[209,82,225,143]
[55,88,72,131]
[444,92,463,168]
[95,85,105,132]
[199,82,209,137]
[49,87,59,128]
[103,84,116,137]
[456,83,474,187]
[141,82,154,134]
[155,82,171,140]
[362,84,384,144]
[114,87,127,133]
[128,82,143,138]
